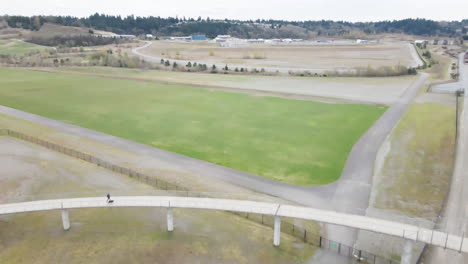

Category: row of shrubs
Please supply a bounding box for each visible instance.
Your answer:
[289,65,417,77]
[159,59,274,75]
[1,48,418,78]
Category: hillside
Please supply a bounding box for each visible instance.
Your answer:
[3,14,468,39]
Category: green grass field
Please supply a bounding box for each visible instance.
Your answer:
[0,40,48,55]
[0,68,386,185]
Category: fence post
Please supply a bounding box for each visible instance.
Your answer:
[319,236,322,247]
[304,229,307,242]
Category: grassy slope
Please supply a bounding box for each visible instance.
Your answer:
[374,103,455,217]
[0,68,386,185]
[0,40,47,55]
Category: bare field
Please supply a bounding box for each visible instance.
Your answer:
[140,41,418,70]
[0,137,315,263]
[40,66,417,105]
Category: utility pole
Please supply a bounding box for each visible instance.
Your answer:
[455,89,465,143]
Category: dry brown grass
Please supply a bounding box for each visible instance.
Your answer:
[373,102,455,218]
[141,41,416,70]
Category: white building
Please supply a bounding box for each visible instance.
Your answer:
[414,40,428,45]
[247,39,265,44]
[215,35,232,43]
[170,36,191,41]
[95,34,136,39]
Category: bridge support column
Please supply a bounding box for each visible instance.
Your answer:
[401,239,413,264]
[167,207,174,232]
[61,209,70,231]
[274,216,281,246]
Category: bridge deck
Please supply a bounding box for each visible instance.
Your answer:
[0,196,466,253]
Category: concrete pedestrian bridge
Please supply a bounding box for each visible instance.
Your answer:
[0,196,466,261]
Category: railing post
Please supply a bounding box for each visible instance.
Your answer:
[61,209,70,231]
[459,232,465,253]
[273,215,281,246]
[167,206,174,232]
[401,239,413,264]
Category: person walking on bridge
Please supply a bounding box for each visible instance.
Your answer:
[106,193,113,204]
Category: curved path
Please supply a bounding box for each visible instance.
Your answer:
[0,73,428,207]
[0,196,466,254]
[0,70,427,258]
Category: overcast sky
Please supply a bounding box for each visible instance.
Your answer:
[2,0,467,22]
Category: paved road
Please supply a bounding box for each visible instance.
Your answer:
[0,71,427,262]
[423,53,468,263]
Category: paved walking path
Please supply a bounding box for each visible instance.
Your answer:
[0,70,427,263]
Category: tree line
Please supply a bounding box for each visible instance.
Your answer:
[3,14,467,38]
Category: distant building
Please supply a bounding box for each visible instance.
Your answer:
[247,39,265,44]
[146,34,154,39]
[215,35,231,42]
[414,40,428,45]
[191,35,206,41]
[170,36,191,41]
[95,34,136,39]
[356,39,369,44]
